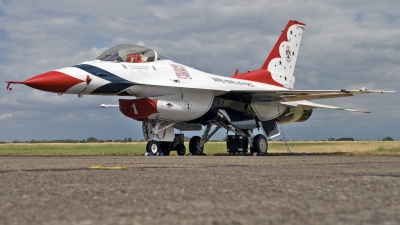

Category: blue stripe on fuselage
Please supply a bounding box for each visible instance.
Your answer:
[73,64,136,94]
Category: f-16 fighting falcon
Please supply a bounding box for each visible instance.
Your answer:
[6,20,394,156]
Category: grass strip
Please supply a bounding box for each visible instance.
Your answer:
[0,141,399,156]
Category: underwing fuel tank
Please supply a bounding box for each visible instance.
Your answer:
[119,92,214,122]
[119,98,158,121]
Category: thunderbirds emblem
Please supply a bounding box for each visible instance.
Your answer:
[285,46,291,62]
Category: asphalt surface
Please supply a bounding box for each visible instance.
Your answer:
[0,156,399,225]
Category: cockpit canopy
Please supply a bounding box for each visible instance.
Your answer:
[96,44,168,63]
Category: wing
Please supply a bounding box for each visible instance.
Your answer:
[249,88,395,102]
[222,87,394,113]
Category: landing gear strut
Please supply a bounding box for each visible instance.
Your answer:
[188,123,221,155]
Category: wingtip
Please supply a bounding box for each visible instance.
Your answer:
[352,110,370,114]
[343,109,371,114]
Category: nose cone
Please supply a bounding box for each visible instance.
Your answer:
[24,71,84,93]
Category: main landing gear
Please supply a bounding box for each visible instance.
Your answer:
[143,110,270,156]
[189,136,204,155]
[146,133,268,156]
[251,134,268,155]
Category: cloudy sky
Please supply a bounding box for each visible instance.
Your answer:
[0,0,399,142]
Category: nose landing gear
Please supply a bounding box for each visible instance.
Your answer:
[145,134,186,156]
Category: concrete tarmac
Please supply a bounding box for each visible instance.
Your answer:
[0,156,399,225]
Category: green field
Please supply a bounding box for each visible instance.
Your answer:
[0,141,399,156]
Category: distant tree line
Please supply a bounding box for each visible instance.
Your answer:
[328,137,355,141]
[2,137,145,144]
[326,137,394,141]
[382,137,394,141]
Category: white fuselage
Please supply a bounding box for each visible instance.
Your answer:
[60,60,288,97]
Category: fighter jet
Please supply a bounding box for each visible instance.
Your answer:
[6,20,394,156]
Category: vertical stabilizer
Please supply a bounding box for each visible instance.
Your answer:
[262,20,306,89]
[232,20,306,89]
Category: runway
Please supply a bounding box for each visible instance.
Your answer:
[1,156,399,225]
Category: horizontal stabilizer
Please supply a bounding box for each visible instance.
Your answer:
[280,100,370,113]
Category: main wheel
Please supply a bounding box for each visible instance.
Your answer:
[146,141,159,154]
[189,136,204,154]
[176,143,186,156]
[253,134,268,154]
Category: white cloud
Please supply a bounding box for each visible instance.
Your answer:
[0,111,22,120]
[87,112,112,122]
[51,113,81,122]
[0,113,13,120]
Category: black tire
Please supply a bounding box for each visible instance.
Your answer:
[253,134,268,154]
[189,136,203,154]
[146,141,159,154]
[176,144,186,156]
[160,142,172,156]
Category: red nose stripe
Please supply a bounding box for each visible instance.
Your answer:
[24,71,84,93]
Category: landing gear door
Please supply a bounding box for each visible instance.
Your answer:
[259,120,280,140]
[142,121,175,142]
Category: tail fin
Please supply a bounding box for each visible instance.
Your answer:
[262,20,306,89]
[233,20,306,89]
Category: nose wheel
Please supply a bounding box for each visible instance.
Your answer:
[146,141,160,155]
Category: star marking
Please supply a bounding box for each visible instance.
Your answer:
[279,61,282,65]
[290,30,293,35]
[292,52,295,56]
[285,76,287,81]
